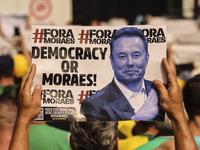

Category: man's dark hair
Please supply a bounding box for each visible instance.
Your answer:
[0,96,17,130]
[109,27,148,57]
[183,74,200,120]
[0,55,14,78]
[70,121,118,150]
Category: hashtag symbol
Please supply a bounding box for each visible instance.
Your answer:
[77,91,89,104]
[32,29,44,43]
[78,30,90,44]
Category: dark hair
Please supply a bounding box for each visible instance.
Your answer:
[183,74,200,120]
[109,27,148,57]
[0,96,17,129]
[70,121,118,150]
[0,55,14,78]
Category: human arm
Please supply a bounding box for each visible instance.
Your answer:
[153,138,175,150]
[152,58,198,150]
[9,64,42,150]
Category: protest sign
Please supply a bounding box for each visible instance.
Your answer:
[32,25,167,121]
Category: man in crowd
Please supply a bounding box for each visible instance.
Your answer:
[0,96,17,150]
[9,58,198,150]
[0,55,18,98]
[70,121,118,150]
[81,27,164,121]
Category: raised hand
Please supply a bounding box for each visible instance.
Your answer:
[153,58,184,121]
[18,63,42,124]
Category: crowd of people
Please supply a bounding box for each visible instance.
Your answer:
[1,14,200,150]
[7,58,200,150]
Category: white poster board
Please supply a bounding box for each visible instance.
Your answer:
[32,25,167,121]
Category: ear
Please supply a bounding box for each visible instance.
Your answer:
[110,55,114,70]
[145,53,149,68]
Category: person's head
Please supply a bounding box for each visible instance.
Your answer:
[132,121,158,136]
[0,55,14,78]
[183,74,200,120]
[0,96,17,131]
[70,121,118,150]
[90,19,99,26]
[109,27,149,85]
[0,96,16,150]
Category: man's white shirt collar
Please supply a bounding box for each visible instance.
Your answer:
[114,77,146,100]
[114,77,147,113]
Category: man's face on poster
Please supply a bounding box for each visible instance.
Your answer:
[110,36,149,85]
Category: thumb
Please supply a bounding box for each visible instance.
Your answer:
[153,79,168,99]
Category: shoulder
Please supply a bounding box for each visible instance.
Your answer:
[144,79,154,86]
[80,81,118,121]
[144,79,154,94]
[82,81,116,105]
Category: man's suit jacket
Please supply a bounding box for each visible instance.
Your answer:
[80,79,164,121]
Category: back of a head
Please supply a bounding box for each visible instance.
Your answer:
[183,74,200,120]
[0,96,17,131]
[0,55,14,78]
[70,121,118,150]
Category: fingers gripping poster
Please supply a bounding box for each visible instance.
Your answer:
[32,25,167,121]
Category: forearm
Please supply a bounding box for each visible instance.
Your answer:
[9,64,41,150]
[9,118,31,150]
[171,114,198,150]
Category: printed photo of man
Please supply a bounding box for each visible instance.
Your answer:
[81,27,164,121]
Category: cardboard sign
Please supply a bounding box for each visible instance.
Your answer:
[32,25,167,121]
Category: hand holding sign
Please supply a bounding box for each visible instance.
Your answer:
[18,64,42,124]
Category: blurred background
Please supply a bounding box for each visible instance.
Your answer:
[1,0,200,150]
[0,0,200,86]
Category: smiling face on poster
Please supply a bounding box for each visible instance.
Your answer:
[110,36,149,86]
[31,25,167,121]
